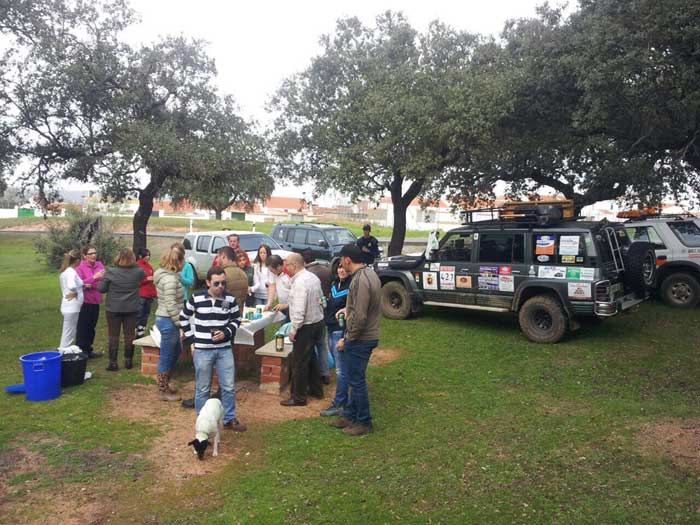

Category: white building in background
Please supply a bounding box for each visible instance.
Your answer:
[377,197,462,231]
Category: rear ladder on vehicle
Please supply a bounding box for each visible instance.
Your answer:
[604,226,626,272]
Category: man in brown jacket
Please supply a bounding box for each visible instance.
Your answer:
[218,247,249,312]
[330,244,381,436]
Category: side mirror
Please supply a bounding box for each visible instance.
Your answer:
[429,249,439,261]
[318,240,329,248]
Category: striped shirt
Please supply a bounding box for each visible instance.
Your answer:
[179,290,241,350]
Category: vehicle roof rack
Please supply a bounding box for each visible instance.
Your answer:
[618,209,697,221]
[460,200,576,227]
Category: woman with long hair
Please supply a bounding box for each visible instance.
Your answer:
[171,242,195,300]
[236,251,255,306]
[98,248,146,371]
[319,263,353,417]
[58,249,84,350]
[251,244,272,306]
[153,245,185,401]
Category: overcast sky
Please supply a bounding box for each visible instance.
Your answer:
[66,1,565,197]
[122,0,556,125]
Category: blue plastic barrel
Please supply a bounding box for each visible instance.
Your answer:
[19,351,62,401]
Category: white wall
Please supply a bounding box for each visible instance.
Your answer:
[0,207,18,218]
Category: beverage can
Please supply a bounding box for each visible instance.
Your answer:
[338,313,345,328]
[275,334,284,352]
[321,296,327,308]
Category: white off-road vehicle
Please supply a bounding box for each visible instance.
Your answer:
[625,216,700,308]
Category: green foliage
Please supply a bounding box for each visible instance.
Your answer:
[34,208,124,269]
[271,13,489,254]
[448,1,700,211]
[167,96,274,219]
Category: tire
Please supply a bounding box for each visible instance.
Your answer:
[660,272,700,308]
[381,281,412,320]
[623,242,656,294]
[518,295,568,344]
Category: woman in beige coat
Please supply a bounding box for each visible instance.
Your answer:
[154,246,185,401]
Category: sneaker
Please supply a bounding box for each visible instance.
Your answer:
[320,404,342,417]
[181,398,195,409]
[329,416,354,429]
[223,418,247,432]
[105,362,118,371]
[88,351,104,359]
[343,423,372,436]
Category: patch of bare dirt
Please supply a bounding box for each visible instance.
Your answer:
[370,346,403,366]
[2,346,405,524]
[636,419,700,469]
[108,380,329,482]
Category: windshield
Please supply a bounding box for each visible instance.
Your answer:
[669,221,700,247]
[325,229,357,245]
[238,234,282,251]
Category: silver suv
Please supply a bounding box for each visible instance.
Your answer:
[625,216,700,307]
[182,230,292,281]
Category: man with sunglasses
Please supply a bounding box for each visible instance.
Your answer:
[180,266,247,432]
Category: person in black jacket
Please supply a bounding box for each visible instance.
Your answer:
[356,224,380,265]
[319,263,352,417]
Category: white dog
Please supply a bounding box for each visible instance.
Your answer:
[187,398,224,460]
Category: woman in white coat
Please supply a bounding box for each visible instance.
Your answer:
[251,244,272,306]
[59,249,84,349]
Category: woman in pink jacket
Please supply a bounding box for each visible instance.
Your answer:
[75,244,105,358]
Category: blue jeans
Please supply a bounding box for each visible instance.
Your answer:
[193,347,236,424]
[155,316,181,373]
[341,339,378,425]
[317,325,331,376]
[328,330,348,408]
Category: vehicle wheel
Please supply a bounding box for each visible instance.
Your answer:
[660,273,700,308]
[623,242,656,294]
[518,295,568,344]
[381,281,412,320]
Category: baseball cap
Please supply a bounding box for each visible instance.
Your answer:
[362,223,371,231]
[338,244,363,263]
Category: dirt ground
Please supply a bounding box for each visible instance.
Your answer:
[635,418,700,470]
[0,347,402,525]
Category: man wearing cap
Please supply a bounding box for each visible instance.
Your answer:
[329,244,381,436]
[356,224,380,265]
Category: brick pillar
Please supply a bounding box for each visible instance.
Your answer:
[140,345,159,378]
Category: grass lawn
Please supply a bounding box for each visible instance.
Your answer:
[1,233,700,523]
[0,215,432,238]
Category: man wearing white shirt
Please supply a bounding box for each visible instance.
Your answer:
[280,253,325,407]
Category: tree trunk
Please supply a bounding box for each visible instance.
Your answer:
[215,209,223,220]
[388,199,409,256]
[387,177,423,256]
[133,186,155,252]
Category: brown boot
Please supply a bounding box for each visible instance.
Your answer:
[329,416,355,429]
[165,371,178,394]
[157,373,180,402]
[343,423,373,436]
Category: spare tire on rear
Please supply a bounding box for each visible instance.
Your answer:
[623,242,656,295]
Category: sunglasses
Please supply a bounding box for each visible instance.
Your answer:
[86,252,97,256]
[211,281,226,288]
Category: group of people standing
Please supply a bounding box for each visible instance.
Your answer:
[280,244,381,436]
[57,229,382,437]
